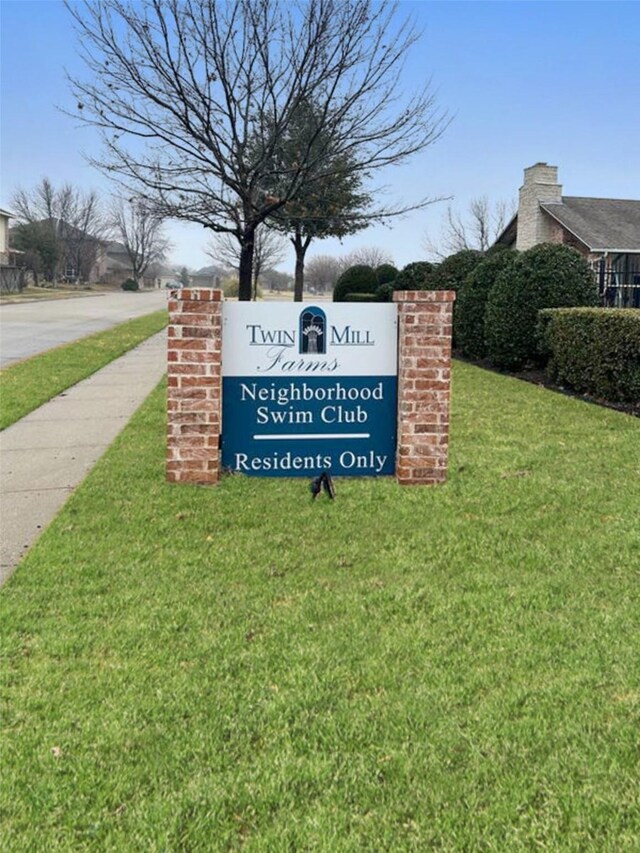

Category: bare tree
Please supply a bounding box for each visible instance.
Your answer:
[262,268,293,293]
[424,196,515,259]
[66,0,448,300]
[109,197,170,285]
[61,188,105,282]
[11,178,105,283]
[343,246,394,269]
[305,255,344,293]
[207,225,287,300]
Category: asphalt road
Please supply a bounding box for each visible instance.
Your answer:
[0,289,168,367]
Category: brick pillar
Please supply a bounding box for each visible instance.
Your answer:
[394,290,455,485]
[167,289,223,485]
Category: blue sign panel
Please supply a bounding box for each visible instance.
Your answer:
[221,303,397,477]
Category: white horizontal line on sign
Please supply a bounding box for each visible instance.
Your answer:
[254,433,371,441]
[249,343,295,348]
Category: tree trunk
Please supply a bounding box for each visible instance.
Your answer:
[252,256,261,301]
[238,227,255,302]
[292,231,312,302]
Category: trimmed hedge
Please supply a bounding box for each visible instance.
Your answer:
[344,292,379,302]
[333,265,378,302]
[538,308,640,404]
[485,243,599,370]
[121,278,139,291]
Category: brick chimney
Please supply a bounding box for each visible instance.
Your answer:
[516,163,562,251]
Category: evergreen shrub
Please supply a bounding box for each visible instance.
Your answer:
[392,261,434,291]
[485,244,599,370]
[429,250,484,293]
[223,278,239,298]
[428,250,485,347]
[333,265,378,302]
[537,308,640,403]
[456,247,516,359]
[375,264,399,286]
[121,278,139,291]
[375,282,395,302]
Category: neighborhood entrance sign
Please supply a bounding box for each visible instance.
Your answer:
[221,303,397,477]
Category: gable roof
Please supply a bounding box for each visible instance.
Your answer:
[495,213,518,247]
[540,197,640,252]
[104,240,129,255]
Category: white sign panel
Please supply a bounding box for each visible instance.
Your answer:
[222,302,397,377]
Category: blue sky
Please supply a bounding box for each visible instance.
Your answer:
[1,0,639,272]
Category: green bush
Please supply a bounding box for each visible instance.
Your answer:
[537,308,640,404]
[485,243,599,370]
[375,264,399,286]
[457,248,517,359]
[375,282,395,302]
[344,292,379,302]
[222,278,263,299]
[333,265,378,302]
[392,261,435,291]
[428,250,485,347]
[429,250,484,293]
[121,278,139,291]
[223,278,239,298]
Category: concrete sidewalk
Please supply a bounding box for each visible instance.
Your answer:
[0,330,167,585]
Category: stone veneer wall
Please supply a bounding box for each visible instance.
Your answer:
[394,290,455,485]
[516,162,563,251]
[167,289,223,484]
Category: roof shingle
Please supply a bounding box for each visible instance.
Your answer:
[540,197,640,252]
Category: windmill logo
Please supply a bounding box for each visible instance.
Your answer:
[299,307,326,354]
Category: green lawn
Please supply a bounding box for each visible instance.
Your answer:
[1,362,639,850]
[0,310,167,430]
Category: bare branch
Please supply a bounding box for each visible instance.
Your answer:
[424,196,516,259]
[11,178,106,283]
[108,196,171,282]
[207,223,287,298]
[66,0,448,298]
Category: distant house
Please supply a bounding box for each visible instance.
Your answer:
[495,163,640,307]
[0,208,26,294]
[92,242,172,288]
[8,217,102,284]
[93,241,135,285]
[190,271,219,288]
[0,208,12,265]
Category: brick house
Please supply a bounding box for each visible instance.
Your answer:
[92,241,173,288]
[495,163,640,307]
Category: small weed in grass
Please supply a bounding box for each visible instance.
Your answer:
[1,362,639,849]
[0,310,167,429]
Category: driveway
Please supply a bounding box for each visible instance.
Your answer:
[0,289,168,367]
